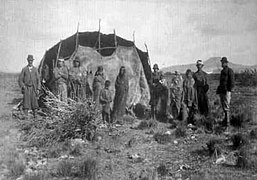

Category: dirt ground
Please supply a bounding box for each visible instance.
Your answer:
[0,73,23,179]
[1,73,257,180]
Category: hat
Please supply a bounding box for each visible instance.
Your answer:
[220,57,228,63]
[196,60,204,66]
[58,58,65,62]
[27,55,34,60]
[153,64,159,70]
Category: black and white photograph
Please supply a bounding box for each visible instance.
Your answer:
[0,0,257,179]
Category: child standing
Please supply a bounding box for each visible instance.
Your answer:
[99,80,112,125]
[182,69,197,123]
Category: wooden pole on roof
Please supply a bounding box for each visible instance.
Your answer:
[133,31,135,45]
[144,43,151,67]
[55,40,62,67]
[39,50,47,76]
[98,19,101,53]
[75,22,80,51]
[114,29,117,48]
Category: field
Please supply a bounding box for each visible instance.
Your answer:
[0,73,257,180]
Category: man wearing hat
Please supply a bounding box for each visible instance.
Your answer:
[216,57,235,130]
[68,56,84,101]
[53,58,69,102]
[193,60,209,116]
[18,55,41,118]
[150,63,164,119]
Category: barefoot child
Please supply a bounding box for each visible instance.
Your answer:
[99,80,112,125]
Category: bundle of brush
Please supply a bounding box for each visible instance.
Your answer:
[206,138,223,156]
[44,88,101,139]
[230,113,245,131]
[19,87,101,147]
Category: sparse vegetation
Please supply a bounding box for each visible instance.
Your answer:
[137,119,158,130]
[235,69,257,87]
[1,70,257,179]
[18,89,101,147]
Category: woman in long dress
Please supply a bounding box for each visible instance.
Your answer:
[112,66,129,123]
[92,66,105,107]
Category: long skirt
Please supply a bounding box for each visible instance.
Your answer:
[57,83,67,103]
[23,86,38,110]
[112,88,128,121]
[93,83,102,107]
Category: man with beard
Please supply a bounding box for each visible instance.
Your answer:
[216,57,235,131]
[18,55,41,118]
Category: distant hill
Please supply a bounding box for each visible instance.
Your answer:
[161,57,257,74]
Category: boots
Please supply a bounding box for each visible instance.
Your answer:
[222,111,230,127]
[223,111,233,134]
[226,111,230,126]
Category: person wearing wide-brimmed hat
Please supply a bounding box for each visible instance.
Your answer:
[18,55,41,118]
[193,60,209,116]
[53,58,69,102]
[216,57,235,130]
[150,63,164,119]
[68,56,84,101]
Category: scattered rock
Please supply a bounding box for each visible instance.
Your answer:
[216,155,226,164]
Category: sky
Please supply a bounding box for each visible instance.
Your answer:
[0,0,257,72]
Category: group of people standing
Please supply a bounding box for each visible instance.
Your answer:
[51,58,130,124]
[19,54,235,131]
[150,57,235,131]
[19,55,130,124]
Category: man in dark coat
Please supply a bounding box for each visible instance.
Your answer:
[216,57,235,129]
[193,60,209,116]
[18,55,41,118]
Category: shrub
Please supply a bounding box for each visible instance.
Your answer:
[8,158,26,177]
[133,103,147,119]
[153,132,172,144]
[23,171,49,180]
[77,158,98,179]
[236,147,250,168]
[231,133,248,149]
[175,125,187,138]
[55,160,73,177]
[157,163,168,176]
[137,119,157,130]
[206,138,223,156]
[235,69,257,87]
[18,91,101,147]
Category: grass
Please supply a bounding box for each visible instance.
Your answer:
[55,159,73,177]
[153,132,173,144]
[136,119,158,130]
[54,157,98,179]
[4,73,257,179]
